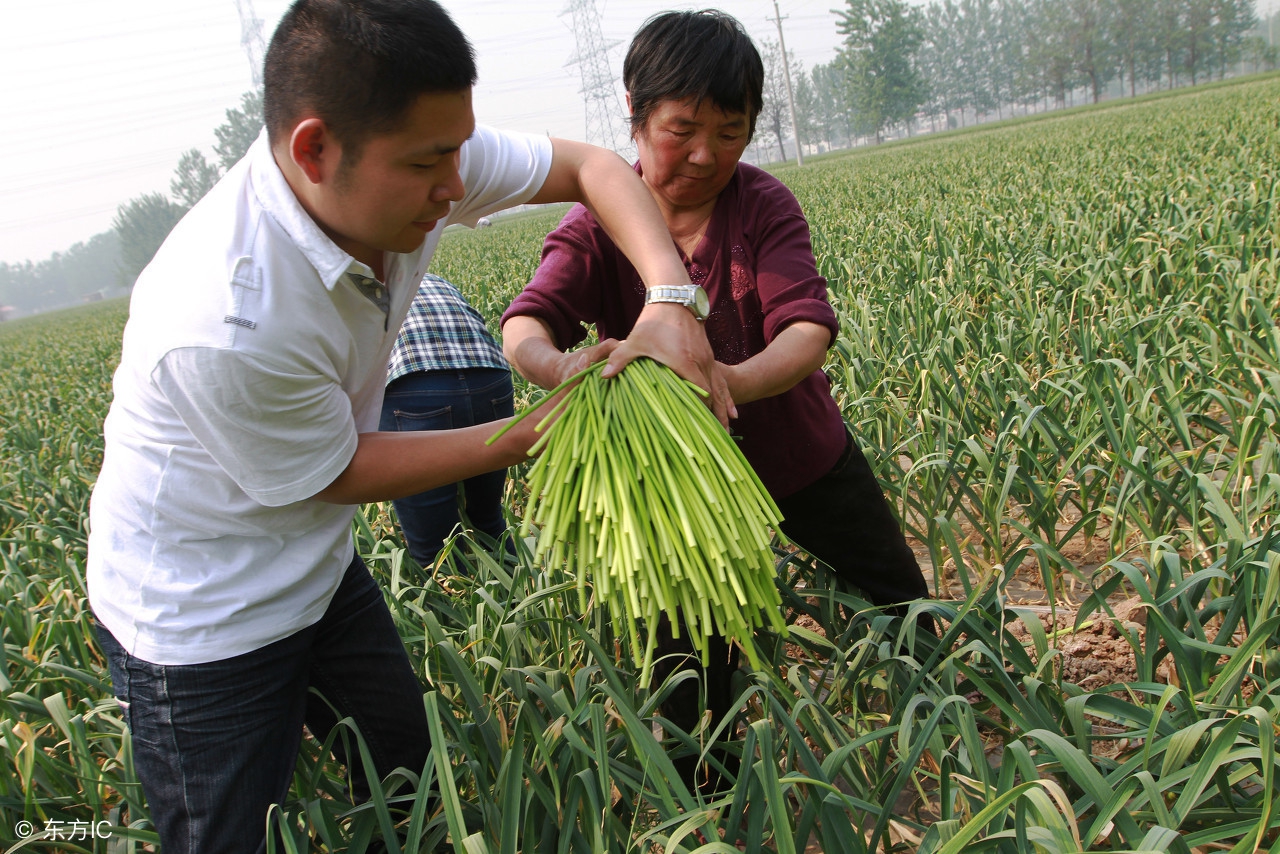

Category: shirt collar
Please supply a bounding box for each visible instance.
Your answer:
[247,130,425,291]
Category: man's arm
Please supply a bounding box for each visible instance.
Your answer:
[529,138,733,425]
[313,402,547,506]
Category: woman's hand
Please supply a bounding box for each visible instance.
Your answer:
[553,338,620,386]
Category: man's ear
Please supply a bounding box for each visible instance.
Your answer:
[289,118,336,185]
[625,91,633,115]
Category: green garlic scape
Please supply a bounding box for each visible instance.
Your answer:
[491,357,787,686]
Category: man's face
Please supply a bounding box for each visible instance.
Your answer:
[315,89,475,270]
[634,97,750,216]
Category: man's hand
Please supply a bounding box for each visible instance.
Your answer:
[602,302,735,427]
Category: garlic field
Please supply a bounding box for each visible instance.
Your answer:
[1,74,1277,852]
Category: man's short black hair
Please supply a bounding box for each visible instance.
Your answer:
[263,0,477,158]
[623,9,764,140]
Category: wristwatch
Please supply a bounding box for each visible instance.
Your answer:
[643,284,710,320]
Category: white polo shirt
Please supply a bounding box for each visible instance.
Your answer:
[87,126,552,665]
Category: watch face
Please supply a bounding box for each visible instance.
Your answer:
[693,286,710,318]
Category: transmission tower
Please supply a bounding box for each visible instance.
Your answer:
[560,0,631,156]
[234,0,268,88]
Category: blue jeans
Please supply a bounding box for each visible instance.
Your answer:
[380,367,515,564]
[95,555,429,854]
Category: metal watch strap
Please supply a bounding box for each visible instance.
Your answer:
[644,285,709,319]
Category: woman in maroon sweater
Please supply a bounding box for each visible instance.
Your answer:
[502,9,929,793]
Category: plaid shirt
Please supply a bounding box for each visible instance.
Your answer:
[386,274,509,383]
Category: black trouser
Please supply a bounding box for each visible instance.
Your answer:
[775,428,929,607]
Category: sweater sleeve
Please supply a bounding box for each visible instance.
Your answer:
[501,206,608,351]
[744,169,839,347]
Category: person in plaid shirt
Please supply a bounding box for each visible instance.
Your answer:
[382,274,515,563]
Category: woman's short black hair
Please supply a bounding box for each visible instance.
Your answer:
[623,9,764,139]
[263,0,477,159]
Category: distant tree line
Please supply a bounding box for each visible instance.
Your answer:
[112,90,264,287]
[0,90,265,319]
[0,233,122,319]
[762,0,1276,156]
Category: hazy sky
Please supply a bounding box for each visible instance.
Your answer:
[0,0,851,266]
[3,0,1277,267]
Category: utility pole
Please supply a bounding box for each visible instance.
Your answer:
[771,0,803,166]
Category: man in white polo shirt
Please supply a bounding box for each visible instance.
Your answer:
[86,1,724,849]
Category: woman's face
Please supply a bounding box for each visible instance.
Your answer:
[633,97,751,215]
